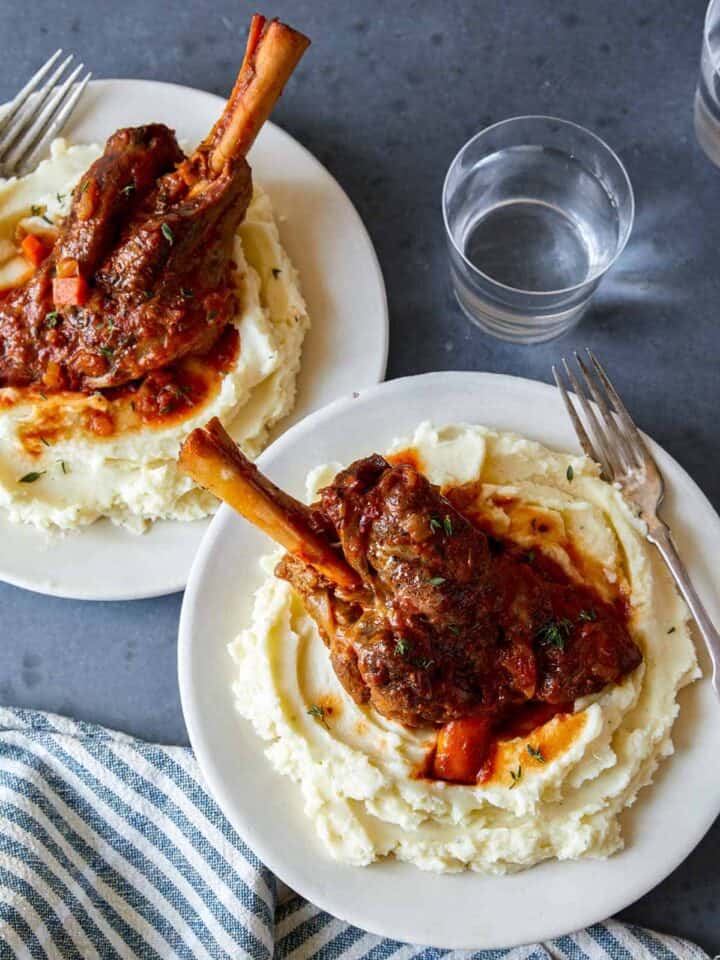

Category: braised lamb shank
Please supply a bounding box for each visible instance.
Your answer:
[0,16,309,392]
[179,419,642,744]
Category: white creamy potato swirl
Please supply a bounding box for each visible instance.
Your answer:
[0,140,309,532]
[230,422,699,873]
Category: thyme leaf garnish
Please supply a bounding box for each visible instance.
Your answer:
[430,515,454,536]
[307,704,329,729]
[536,617,573,650]
[412,656,434,670]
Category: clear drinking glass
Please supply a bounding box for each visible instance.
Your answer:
[442,116,635,344]
[695,0,720,165]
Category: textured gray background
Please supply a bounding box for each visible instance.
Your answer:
[1,0,718,950]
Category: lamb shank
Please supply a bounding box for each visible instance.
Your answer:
[179,419,642,779]
[0,15,309,392]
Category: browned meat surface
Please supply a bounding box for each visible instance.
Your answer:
[178,418,642,781]
[0,15,309,393]
[277,454,642,728]
[56,125,185,276]
[0,126,248,390]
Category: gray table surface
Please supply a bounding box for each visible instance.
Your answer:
[1,0,718,951]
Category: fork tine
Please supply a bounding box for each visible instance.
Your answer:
[574,351,637,473]
[0,49,63,141]
[552,364,598,462]
[19,72,91,175]
[586,349,648,468]
[575,353,625,479]
[0,54,74,159]
[8,63,86,173]
[560,357,617,478]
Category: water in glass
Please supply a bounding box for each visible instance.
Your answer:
[459,147,619,295]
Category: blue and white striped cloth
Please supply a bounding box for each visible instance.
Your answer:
[0,707,709,960]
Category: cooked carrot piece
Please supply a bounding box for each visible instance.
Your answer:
[42,360,63,390]
[20,234,49,267]
[433,715,494,784]
[52,275,89,307]
[56,257,79,278]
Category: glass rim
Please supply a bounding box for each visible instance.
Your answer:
[441,114,636,298]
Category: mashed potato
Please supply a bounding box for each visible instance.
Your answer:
[0,139,309,532]
[229,422,699,873]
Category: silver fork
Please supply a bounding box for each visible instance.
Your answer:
[0,50,91,178]
[553,349,720,699]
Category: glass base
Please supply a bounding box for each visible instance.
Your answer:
[453,286,588,345]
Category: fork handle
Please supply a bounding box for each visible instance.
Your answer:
[646,519,720,694]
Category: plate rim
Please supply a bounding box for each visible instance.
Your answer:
[178,369,720,949]
[0,77,388,601]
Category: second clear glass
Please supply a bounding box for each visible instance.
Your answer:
[695,0,720,165]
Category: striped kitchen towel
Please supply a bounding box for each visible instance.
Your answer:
[0,707,709,960]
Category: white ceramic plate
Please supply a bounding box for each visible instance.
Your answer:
[179,371,720,949]
[0,79,388,601]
